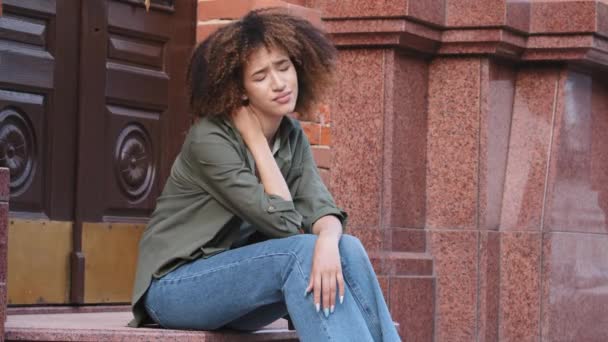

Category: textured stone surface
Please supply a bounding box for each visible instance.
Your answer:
[529,0,597,34]
[477,231,499,342]
[479,61,516,230]
[7,305,131,315]
[309,0,445,25]
[383,52,428,229]
[5,312,297,341]
[198,0,322,27]
[501,67,563,231]
[345,227,382,252]
[391,228,426,253]
[438,28,527,56]
[329,49,385,228]
[428,230,478,341]
[408,0,446,26]
[499,231,542,342]
[446,0,506,27]
[427,58,481,229]
[506,0,531,32]
[390,277,434,342]
[599,1,608,38]
[541,232,608,341]
[543,71,608,234]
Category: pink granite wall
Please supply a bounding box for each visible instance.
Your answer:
[539,71,608,341]
[308,0,608,341]
[422,58,608,342]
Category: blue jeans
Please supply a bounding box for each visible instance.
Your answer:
[144,234,401,341]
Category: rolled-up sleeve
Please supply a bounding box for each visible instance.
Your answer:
[293,135,348,234]
[189,136,302,238]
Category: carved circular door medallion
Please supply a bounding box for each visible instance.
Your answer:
[0,107,37,196]
[114,123,155,202]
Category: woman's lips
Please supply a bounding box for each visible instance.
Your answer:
[273,92,292,104]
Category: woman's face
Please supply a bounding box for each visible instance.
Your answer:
[242,46,298,119]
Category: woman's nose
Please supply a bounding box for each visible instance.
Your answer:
[270,72,285,91]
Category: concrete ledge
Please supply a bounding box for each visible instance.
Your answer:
[5,312,298,341]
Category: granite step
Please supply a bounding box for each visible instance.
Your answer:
[4,311,297,341]
[369,251,434,276]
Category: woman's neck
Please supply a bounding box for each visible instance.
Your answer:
[257,114,283,145]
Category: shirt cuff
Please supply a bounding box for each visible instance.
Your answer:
[305,207,348,234]
[265,194,303,233]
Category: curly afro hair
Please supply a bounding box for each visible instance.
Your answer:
[187,8,337,119]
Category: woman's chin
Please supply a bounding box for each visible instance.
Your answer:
[272,104,296,117]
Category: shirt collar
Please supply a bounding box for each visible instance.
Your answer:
[222,114,295,167]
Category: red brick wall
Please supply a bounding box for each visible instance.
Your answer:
[196,0,332,187]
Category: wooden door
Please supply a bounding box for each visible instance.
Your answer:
[0,0,195,305]
[0,0,79,220]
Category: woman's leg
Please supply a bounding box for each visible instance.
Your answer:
[223,301,288,331]
[337,235,402,341]
[144,234,400,341]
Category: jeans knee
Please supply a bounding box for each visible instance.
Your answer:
[339,234,367,257]
[286,234,317,262]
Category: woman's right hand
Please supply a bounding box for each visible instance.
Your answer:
[232,105,265,145]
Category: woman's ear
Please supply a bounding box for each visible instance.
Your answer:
[241,94,249,106]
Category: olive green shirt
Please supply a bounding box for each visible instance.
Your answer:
[129,115,347,327]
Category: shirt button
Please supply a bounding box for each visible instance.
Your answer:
[268,205,275,211]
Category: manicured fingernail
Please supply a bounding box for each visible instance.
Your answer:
[340,296,344,304]
[330,305,335,313]
[304,289,308,296]
[315,303,320,312]
[324,308,329,317]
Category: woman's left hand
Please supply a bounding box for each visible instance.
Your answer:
[305,233,345,316]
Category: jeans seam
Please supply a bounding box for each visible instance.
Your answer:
[342,261,381,334]
[281,251,333,341]
[158,252,298,284]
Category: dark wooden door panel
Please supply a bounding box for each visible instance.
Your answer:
[0,91,44,213]
[0,2,54,216]
[104,105,160,218]
[75,0,192,223]
[0,0,79,219]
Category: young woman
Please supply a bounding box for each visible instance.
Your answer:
[129,8,401,341]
